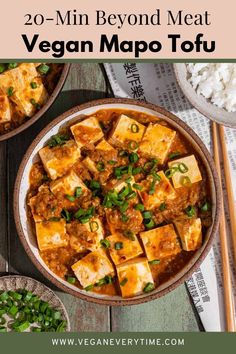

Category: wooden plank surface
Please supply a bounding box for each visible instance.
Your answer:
[0,63,201,332]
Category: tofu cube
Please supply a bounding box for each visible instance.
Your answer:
[50,169,88,196]
[106,233,143,265]
[140,224,181,260]
[0,64,48,117]
[139,123,176,164]
[82,157,98,175]
[35,219,67,251]
[117,257,154,297]
[138,171,176,210]
[108,114,145,148]
[174,218,202,251]
[96,139,116,153]
[70,117,103,148]
[39,140,80,180]
[71,249,114,288]
[0,94,11,123]
[67,218,104,253]
[168,155,202,189]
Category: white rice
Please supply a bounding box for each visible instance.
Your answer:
[186,63,236,112]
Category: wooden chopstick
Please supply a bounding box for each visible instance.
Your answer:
[212,122,235,332]
[218,125,236,265]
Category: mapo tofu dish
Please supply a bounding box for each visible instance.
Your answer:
[28,109,212,298]
[0,63,63,135]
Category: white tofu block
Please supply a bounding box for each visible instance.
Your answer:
[70,116,103,148]
[108,114,145,148]
[35,219,68,251]
[117,257,154,297]
[140,224,181,260]
[71,249,114,288]
[106,233,143,265]
[138,171,176,210]
[174,218,202,251]
[0,94,11,123]
[168,155,202,189]
[139,123,176,163]
[0,64,48,117]
[82,157,98,175]
[50,169,88,196]
[39,140,80,180]
[67,218,104,253]
[96,139,116,152]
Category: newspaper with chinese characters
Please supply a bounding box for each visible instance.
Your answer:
[104,63,236,332]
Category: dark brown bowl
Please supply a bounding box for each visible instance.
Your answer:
[13,98,221,306]
[0,64,70,142]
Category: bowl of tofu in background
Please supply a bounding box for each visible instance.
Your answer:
[0,63,70,141]
[174,63,236,128]
[13,98,221,306]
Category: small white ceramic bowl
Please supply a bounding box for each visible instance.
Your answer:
[174,63,236,128]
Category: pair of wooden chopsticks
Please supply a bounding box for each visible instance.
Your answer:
[212,122,236,332]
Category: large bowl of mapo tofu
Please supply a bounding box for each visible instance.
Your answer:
[0,63,70,141]
[14,98,221,305]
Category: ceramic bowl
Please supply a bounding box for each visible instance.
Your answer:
[0,64,70,141]
[14,98,221,306]
[174,63,236,128]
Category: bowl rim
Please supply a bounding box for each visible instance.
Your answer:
[173,63,236,128]
[13,97,221,306]
[0,63,71,142]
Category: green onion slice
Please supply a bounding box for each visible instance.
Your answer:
[120,278,128,287]
[100,239,110,249]
[75,186,82,198]
[115,242,123,250]
[89,221,99,232]
[178,163,189,173]
[165,167,178,179]
[181,176,192,187]
[30,82,37,89]
[168,152,181,160]
[123,230,135,241]
[201,201,211,212]
[185,205,196,217]
[149,259,161,265]
[135,203,145,211]
[128,141,139,150]
[159,203,166,211]
[129,152,139,163]
[96,161,105,172]
[66,276,76,284]
[65,194,76,202]
[143,282,155,293]
[131,123,139,133]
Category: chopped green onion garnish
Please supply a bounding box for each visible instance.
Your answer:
[123,230,135,241]
[0,64,6,73]
[132,166,142,175]
[144,219,155,229]
[168,152,181,160]
[201,201,211,212]
[108,160,116,165]
[90,180,100,190]
[8,63,18,69]
[65,194,76,202]
[96,161,105,172]
[181,176,192,187]
[135,203,145,211]
[149,259,160,265]
[38,64,50,75]
[159,203,166,211]
[89,221,99,232]
[129,152,139,163]
[30,82,37,89]
[131,123,139,133]
[126,191,137,200]
[120,278,128,286]
[84,285,94,292]
[7,86,14,97]
[165,167,178,179]
[178,163,189,173]
[100,239,110,249]
[142,211,152,219]
[118,186,129,199]
[115,242,123,250]
[75,186,82,198]
[143,159,158,173]
[30,98,36,106]
[121,214,129,222]
[185,205,196,217]
[133,183,142,190]
[66,276,76,284]
[61,209,71,222]
[143,282,155,293]
[119,201,129,213]
[48,134,69,148]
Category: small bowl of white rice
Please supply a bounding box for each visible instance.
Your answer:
[174,63,236,127]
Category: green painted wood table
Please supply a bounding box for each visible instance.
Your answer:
[0,63,202,332]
